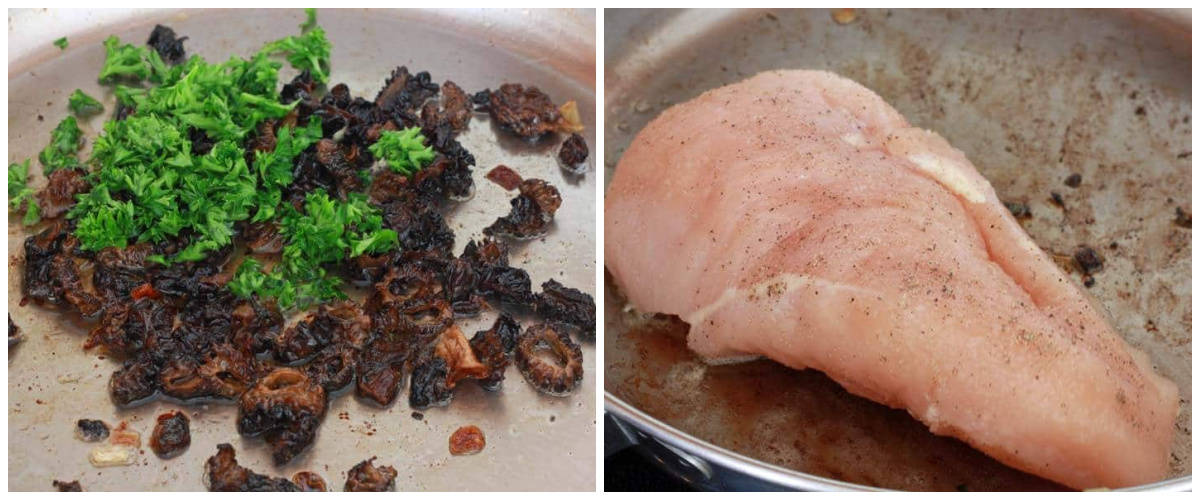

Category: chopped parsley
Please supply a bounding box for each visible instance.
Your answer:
[97,35,166,84]
[68,89,105,117]
[300,8,318,33]
[54,9,394,309]
[53,37,68,50]
[369,127,435,176]
[229,189,398,309]
[9,160,40,225]
[38,116,84,173]
[259,21,332,84]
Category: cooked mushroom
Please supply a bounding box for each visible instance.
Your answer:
[204,443,299,492]
[274,301,369,364]
[355,338,409,406]
[149,410,191,459]
[292,471,327,492]
[557,133,589,173]
[236,368,327,465]
[36,168,90,219]
[74,419,110,442]
[9,315,23,348]
[52,480,83,492]
[514,323,584,396]
[343,457,397,492]
[534,280,595,340]
[469,314,520,391]
[483,179,562,240]
[485,83,563,139]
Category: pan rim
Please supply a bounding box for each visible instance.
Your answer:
[605,391,1193,491]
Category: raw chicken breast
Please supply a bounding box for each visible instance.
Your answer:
[604,70,1178,490]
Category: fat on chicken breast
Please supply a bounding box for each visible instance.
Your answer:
[604,70,1178,490]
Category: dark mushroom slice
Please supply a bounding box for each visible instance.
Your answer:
[440,80,473,132]
[305,344,358,393]
[149,410,190,459]
[476,265,535,308]
[514,323,584,397]
[74,419,110,442]
[274,300,369,364]
[22,223,102,317]
[92,243,155,302]
[292,471,327,492]
[375,66,438,117]
[355,338,408,406]
[409,357,452,410]
[557,133,589,174]
[443,257,484,317]
[462,237,510,268]
[145,24,187,64]
[281,70,317,104]
[236,368,327,465]
[409,325,488,409]
[381,201,456,255]
[230,298,284,356]
[368,169,416,206]
[204,443,299,492]
[52,480,83,492]
[248,119,278,155]
[483,179,562,240]
[366,265,453,343]
[159,344,260,401]
[344,457,397,492]
[84,297,174,357]
[239,221,283,255]
[534,279,595,340]
[109,354,161,407]
[36,168,90,219]
[469,314,520,391]
[485,83,563,139]
[9,315,23,348]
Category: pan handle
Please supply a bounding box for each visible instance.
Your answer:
[605,412,716,487]
[604,412,640,458]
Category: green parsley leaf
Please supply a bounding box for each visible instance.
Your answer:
[300,8,318,33]
[68,89,105,117]
[53,37,68,50]
[250,117,324,222]
[98,35,153,83]
[260,26,332,84]
[230,189,396,309]
[9,159,41,226]
[39,116,84,173]
[368,127,435,176]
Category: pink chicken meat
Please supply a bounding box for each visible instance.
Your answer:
[604,70,1178,490]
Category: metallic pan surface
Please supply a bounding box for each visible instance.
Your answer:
[9,8,595,491]
[604,8,1190,491]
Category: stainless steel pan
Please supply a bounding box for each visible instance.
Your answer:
[9,8,596,491]
[604,8,1190,491]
